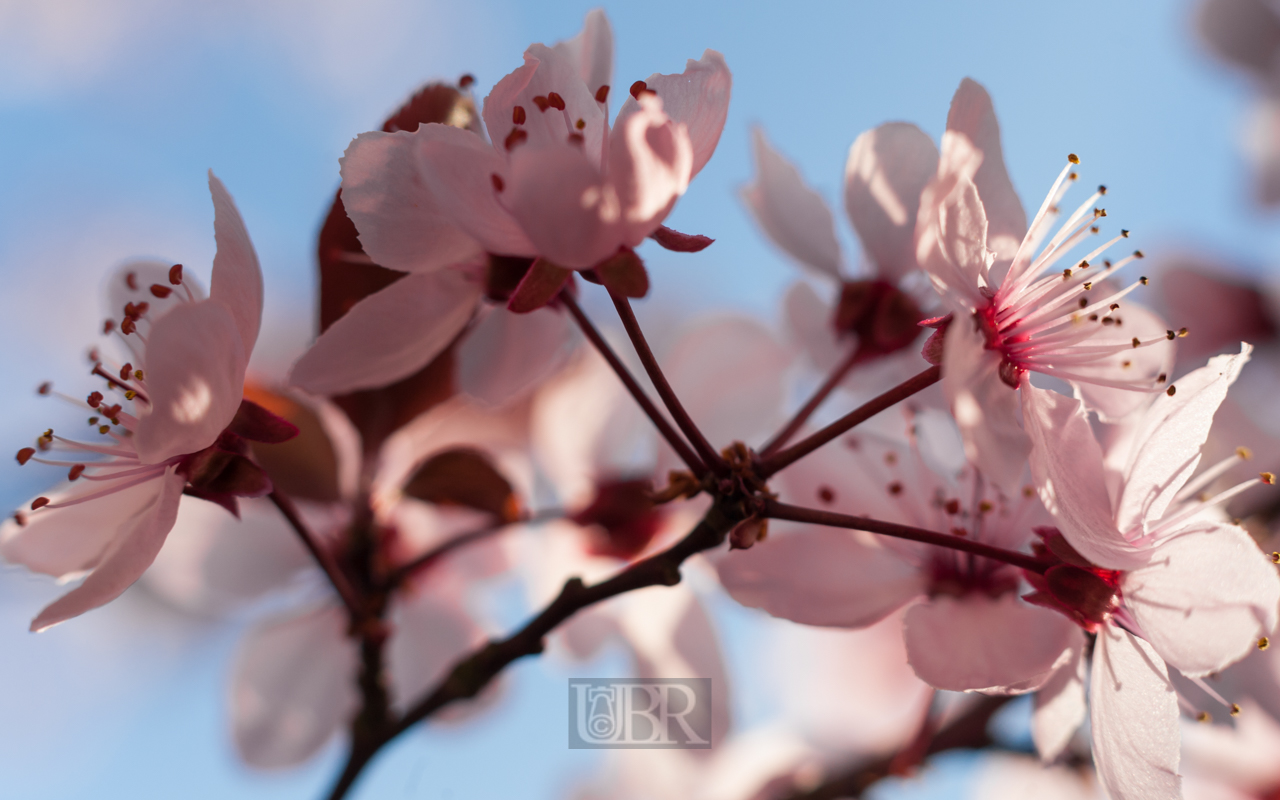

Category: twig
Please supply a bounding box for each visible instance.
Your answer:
[759,345,868,457]
[763,499,1051,574]
[561,291,708,476]
[323,497,747,800]
[267,490,364,618]
[384,508,564,588]
[758,365,940,477]
[608,292,727,476]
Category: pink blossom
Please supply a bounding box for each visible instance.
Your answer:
[1023,347,1280,800]
[1,173,272,632]
[916,78,1173,489]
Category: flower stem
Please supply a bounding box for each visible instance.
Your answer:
[561,291,709,476]
[758,345,869,457]
[608,292,728,476]
[758,365,941,477]
[383,508,564,589]
[762,499,1050,574]
[267,489,364,618]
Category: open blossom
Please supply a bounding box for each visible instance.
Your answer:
[0,173,284,632]
[717,409,1080,696]
[1023,347,1280,800]
[917,78,1174,489]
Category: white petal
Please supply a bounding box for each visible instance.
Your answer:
[943,317,1029,491]
[1033,637,1087,762]
[207,171,264,355]
[457,304,577,407]
[615,50,731,178]
[552,9,613,96]
[1090,625,1181,800]
[782,281,844,373]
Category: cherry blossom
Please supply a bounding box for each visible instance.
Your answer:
[1,173,279,632]
[1023,347,1280,800]
[916,78,1174,489]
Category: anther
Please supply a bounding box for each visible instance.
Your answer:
[16,448,34,465]
[124,390,136,400]
[567,132,584,145]
[1079,298,1088,309]
[1178,327,1188,337]
[1133,337,1142,348]
[1063,268,1072,280]
[1069,172,1078,181]
[125,272,138,290]
[512,105,526,125]
[503,128,528,151]
[98,425,110,434]
[168,263,183,285]
[944,499,961,515]
[1098,185,1107,195]
[119,363,133,381]
[575,118,585,130]
[1166,331,1176,340]
[1091,226,1099,234]
[12,512,25,527]
[30,497,49,511]
[1167,385,1177,396]
[888,482,903,495]
[532,95,550,112]
[1104,259,1113,268]
[1260,637,1270,650]
[1068,153,1080,164]
[547,92,565,111]
[134,369,144,380]
[459,74,476,89]
[1122,360,1132,368]
[1089,314,1099,321]
[491,173,505,192]
[103,319,115,334]
[1109,303,1120,310]
[1140,276,1149,285]
[630,80,648,99]
[68,464,85,481]
[978,500,993,513]
[1231,704,1241,717]
[595,85,610,103]
[817,486,835,504]
[1261,472,1276,485]
[1238,446,1253,460]
[1197,711,1211,723]
[87,417,97,425]
[1135,250,1145,259]
[1083,281,1093,290]
[1023,486,1035,498]
[1102,317,1116,326]
[87,391,102,408]
[1271,551,1280,564]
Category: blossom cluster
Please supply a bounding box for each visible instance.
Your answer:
[5,9,1280,800]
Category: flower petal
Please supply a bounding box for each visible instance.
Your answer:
[1032,637,1086,762]
[133,299,247,464]
[608,94,693,242]
[207,171,264,355]
[903,594,1078,693]
[503,143,622,269]
[29,469,184,632]
[1090,625,1181,800]
[616,50,731,178]
[943,317,1028,491]
[844,122,939,282]
[916,173,993,310]
[388,592,486,708]
[1196,0,1280,78]
[715,528,925,628]
[457,303,577,407]
[1115,344,1251,536]
[289,270,481,396]
[552,8,613,97]
[1126,522,1280,677]
[483,44,606,158]
[1023,383,1149,570]
[230,606,358,768]
[742,127,842,279]
[942,79,1026,266]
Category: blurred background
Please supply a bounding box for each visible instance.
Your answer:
[0,0,1272,797]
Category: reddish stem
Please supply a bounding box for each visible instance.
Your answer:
[561,292,708,476]
[759,345,869,457]
[762,499,1050,574]
[608,292,727,476]
[385,508,563,588]
[268,490,365,618]
[758,365,941,477]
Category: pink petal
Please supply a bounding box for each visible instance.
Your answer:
[1090,625,1181,800]
[483,44,606,158]
[289,270,481,395]
[133,299,247,464]
[207,171,264,356]
[1115,345,1251,536]
[1,474,170,579]
[742,127,842,279]
[1244,97,1280,205]
[607,94,693,243]
[388,592,486,708]
[503,143,622,269]
[903,594,1078,693]
[783,281,844,373]
[1156,260,1277,363]
[1196,0,1280,77]
[29,469,184,632]
[230,606,358,768]
[1032,638,1086,762]
[1126,522,1280,677]
[616,50,731,178]
[715,528,925,628]
[844,122,939,282]
[1022,384,1149,570]
[1070,303,1175,422]
[971,754,1098,800]
[942,79,1026,266]
[551,9,613,98]
[457,303,577,407]
[943,317,1028,491]
[916,173,993,310]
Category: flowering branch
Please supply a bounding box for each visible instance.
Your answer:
[561,291,709,475]
[757,365,941,477]
[759,346,869,457]
[762,499,1051,574]
[267,489,364,618]
[608,291,728,476]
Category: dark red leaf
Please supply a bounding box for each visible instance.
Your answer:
[595,249,649,299]
[507,258,573,313]
[650,224,714,253]
[402,448,518,520]
[228,398,299,444]
[240,385,342,503]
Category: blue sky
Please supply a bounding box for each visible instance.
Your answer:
[0,1,1270,797]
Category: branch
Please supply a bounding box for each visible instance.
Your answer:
[383,508,564,589]
[561,291,708,476]
[759,345,867,457]
[758,365,940,477]
[267,490,364,618]
[763,499,1051,574]
[323,497,747,800]
[608,292,727,476]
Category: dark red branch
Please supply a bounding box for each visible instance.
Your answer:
[758,365,940,477]
[608,292,727,476]
[385,508,563,588]
[561,291,708,476]
[759,345,868,457]
[763,499,1051,574]
[267,490,364,618]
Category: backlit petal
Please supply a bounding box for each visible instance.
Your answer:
[743,127,842,279]
[844,122,938,281]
